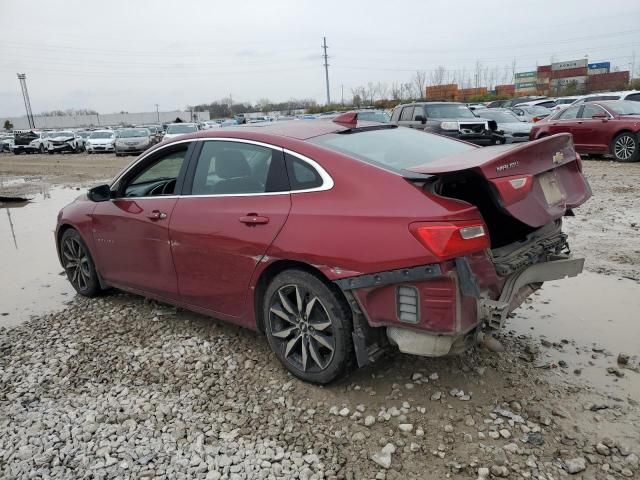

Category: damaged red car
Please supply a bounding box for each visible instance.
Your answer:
[56,113,591,383]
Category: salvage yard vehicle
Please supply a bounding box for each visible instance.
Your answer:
[162,123,199,141]
[56,114,591,383]
[391,102,503,145]
[477,109,532,143]
[115,128,153,156]
[46,131,83,154]
[530,100,640,162]
[509,105,552,123]
[11,130,48,154]
[86,130,116,154]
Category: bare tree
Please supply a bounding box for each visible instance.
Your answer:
[429,66,447,87]
[376,82,389,101]
[390,82,402,100]
[413,70,427,100]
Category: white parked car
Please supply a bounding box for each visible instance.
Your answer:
[162,123,199,140]
[550,96,581,112]
[46,131,83,154]
[512,98,557,109]
[85,130,116,154]
[569,90,640,106]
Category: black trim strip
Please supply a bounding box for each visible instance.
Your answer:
[334,264,442,290]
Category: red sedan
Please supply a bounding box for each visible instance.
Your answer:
[56,114,591,383]
[530,100,640,162]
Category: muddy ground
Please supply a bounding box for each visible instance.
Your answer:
[0,152,638,479]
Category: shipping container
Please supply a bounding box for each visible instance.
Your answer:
[495,84,515,95]
[537,65,551,73]
[551,76,588,87]
[588,62,611,71]
[551,67,588,79]
[588,68,609,75]
[551,59,588,71]
[587,71,630,92]
[515,81,537,89]
[515,71,537,79]
[426,84,459,101]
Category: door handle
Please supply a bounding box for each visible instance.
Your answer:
[147,210,167,220]
[239,214,269,225]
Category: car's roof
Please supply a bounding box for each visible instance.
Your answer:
[195,119,355,140]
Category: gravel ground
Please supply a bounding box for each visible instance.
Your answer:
[0,154,639,479]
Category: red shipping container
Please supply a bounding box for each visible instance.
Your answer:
[587,71,630,92]
[537,65,551,73]
[495,84,515,95]
[551,67,588,79]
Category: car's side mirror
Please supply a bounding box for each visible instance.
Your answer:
[415,115,426,124]
[87,184,112,202]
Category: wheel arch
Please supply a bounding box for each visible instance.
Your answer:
[252,259,351,333]
[610,129,637,151]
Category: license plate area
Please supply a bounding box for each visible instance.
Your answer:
[539,171,565,205]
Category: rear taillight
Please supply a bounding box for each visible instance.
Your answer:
[410,221,490,260]
[533,116,541,122]
[491,174,534,205]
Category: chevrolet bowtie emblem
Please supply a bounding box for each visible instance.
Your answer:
[552,152,564,164]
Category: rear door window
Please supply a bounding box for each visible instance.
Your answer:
[580,105,608,119]
[399,106,414,121]
[625,93,640,102]
[190,141,287,195]
[558,105,580,119]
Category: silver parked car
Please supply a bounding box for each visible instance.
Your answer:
[477,109,532,143]
[115,128,153,156]
[509,105,552,123]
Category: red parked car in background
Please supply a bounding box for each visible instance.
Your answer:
[56,114,591,383]
[530,100,640,162]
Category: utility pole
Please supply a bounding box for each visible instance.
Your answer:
[322,37,330,105]
[155,104,159,123]
[17,73,35,129]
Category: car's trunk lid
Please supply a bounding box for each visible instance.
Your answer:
[407,133,591,228]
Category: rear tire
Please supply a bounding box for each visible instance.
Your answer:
[263,269,354,384]
[60,229,101,297]
[611,132,639,162]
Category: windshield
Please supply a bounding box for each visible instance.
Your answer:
[310,126,474,171]
[89,131,114,139]
[167,124,197,134]
[424,104,476,119]
[119,129,149,138]
[604,101,640,115]
[357,111,390,123]
[50,131,74,137]
[479,111,519,123]
[78,132,90,138]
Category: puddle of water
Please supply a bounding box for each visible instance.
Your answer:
[0,185,83,327]
[508,272,640,399]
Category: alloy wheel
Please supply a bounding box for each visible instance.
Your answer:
[62,237,92,291]
[268,284,335,373]
[614,135,636,161]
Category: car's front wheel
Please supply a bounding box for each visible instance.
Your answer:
[611,132,639,162]
[60,229,101,297]
[264,270,354,384]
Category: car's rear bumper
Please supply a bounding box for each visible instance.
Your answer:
[334,225,584,357]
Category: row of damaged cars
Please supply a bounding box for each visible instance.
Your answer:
[0,125,169,156]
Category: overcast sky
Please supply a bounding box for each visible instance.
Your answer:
[1,0,639,116]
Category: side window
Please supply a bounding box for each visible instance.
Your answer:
[558,106,580,119]
[412,106,426,120]
[122,145,188,197]
[191,141,286,195]
[285,153,323,190]
[537,101,557,108]
[580,105,607,119]
[400,106,414,121]
[625,93,640,102]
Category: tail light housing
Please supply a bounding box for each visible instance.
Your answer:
[410,221,490,260]
[491,174,534,205]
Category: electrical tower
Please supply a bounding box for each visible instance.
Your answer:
[322,37,330,105]
[17,74,35,129]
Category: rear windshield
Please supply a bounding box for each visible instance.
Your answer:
[425,104,476,119]
[310,126,475,171]
[167,124,197,134]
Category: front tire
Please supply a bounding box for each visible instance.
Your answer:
[263,270,354,384]
[611,132,639,162]
[60,229,101,297]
